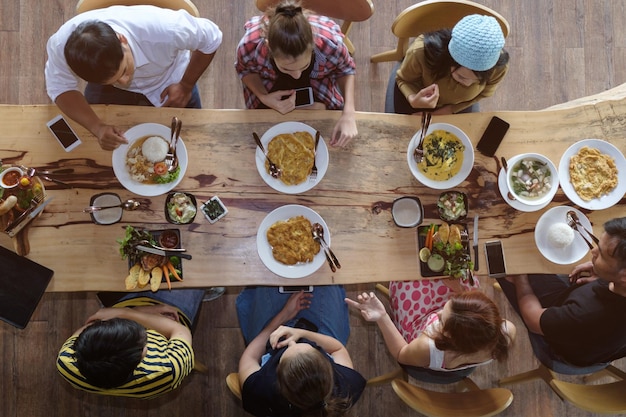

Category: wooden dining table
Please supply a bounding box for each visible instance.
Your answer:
[0,101,624,292]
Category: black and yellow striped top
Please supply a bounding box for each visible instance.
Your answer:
[56,297,194,399]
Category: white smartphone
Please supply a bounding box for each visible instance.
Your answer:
[279,285,314,293]
[294,87,314,107]
[485,240,507,278]
[47,115,82,152]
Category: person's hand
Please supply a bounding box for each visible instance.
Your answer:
[280,291,312,321]
[85,307,127,324]
[569,261,598,284]
[408,83,439,109]
[269,325,304,349]
[95,124,127,150]
[330,112,357,147]
[133,304,180,322]
[259,90,296,114]
[344,292,386,322]
[160,83,193,108]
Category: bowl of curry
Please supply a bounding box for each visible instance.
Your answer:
[407,123,474,190]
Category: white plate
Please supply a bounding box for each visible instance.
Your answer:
[256,122,329,194]
[534,206,592,264]
[498,168,551,212]
[406,122,474,189]
[558,139,626,210]
[256,204,329,278]
[112,123,188,197]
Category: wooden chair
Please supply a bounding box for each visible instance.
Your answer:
[371,0,509,63]
[548,368,626,414]
[226,372,243,400]
[255,0,374,55]
[76,0,199,16]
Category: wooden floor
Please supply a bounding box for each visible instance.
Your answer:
[1,1,625,416]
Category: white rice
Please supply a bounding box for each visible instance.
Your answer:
[547,222,575,248]
[142,136,168,163]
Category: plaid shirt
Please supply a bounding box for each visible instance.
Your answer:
[235,15,356,110]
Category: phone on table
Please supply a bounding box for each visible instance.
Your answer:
[47,115,82,152]
[279,285,314,293]
[476,116,510,157]
[485,240,506,278]
[294,87,314,107]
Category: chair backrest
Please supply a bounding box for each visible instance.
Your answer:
[392,0,509,40]
[392,378,514,417]
[549,378,626,414]
[76,0,199,16]
[255,0,374,22]
[226,372,243,400]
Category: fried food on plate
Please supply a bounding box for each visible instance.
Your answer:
[266,132,315,185]
[569,146,618,201]
[267,215,320,265]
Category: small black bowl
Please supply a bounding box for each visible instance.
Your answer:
[437,191,468,222]
[164,191,197,224]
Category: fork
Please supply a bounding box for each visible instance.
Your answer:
[6,189,44,231]
[413,112,432,163]
[310,131,321,182]
[165,117,181,172]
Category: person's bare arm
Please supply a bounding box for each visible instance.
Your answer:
[508,275,546,334]
[241,73,295,114]
[55,91,127,150]
[161,51,217,107]
[331,75,357,147]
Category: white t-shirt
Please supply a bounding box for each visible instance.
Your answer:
[45,5,222,106]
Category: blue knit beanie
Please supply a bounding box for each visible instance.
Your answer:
[448,14,505,71]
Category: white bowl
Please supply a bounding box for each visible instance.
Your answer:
[506,153,559,206]
[0,167,23,189]
[406,123,474,190]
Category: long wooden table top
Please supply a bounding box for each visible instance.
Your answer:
[0,102,624,292]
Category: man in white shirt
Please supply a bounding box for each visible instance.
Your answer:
[45,6,222,150]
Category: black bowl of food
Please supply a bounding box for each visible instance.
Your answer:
[165,191,197,224]
[437,191,468,222]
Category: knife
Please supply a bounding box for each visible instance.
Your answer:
[473,214,479,271]
[6,197,54,237]
[136,245,192,260]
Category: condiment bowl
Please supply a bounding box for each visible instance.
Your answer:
[506,153,558,206]
[0,167,24,189]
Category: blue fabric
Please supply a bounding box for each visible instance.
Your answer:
[85,83,202,108]
[116,289,205,328]
[236,285,350,345]
[448,15,505,71]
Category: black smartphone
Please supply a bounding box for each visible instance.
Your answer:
[485,240,506,278]
[294,87,314,107]
[476,116,510,157]
[47,115,82,152]
[279,285,314,293]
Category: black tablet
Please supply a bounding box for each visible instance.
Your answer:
[0,246,53,329]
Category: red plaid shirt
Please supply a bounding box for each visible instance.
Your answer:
[235,15,356,110]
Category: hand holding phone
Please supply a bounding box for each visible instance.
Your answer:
[47,115,82,152]
[476,116,510,157]
[279,285,314,293]
[294,87,314,107]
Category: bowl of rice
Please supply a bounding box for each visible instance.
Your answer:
[534,206,591,264]
[112,123,188,197]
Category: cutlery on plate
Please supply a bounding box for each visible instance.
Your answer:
[252,132,282,178]
[567,210,599,244]
[83,199,140,213]
[165,117,181,172]
[473,215,479,271]
[135,245,193,260]
[500,156,516,201]
[6,196,53,237]
[413,111,432,163]
[566,212,594,250]
[312,223,341,270]
[310,131,320,182]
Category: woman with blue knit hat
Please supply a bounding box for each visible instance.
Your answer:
[393,14,509,114]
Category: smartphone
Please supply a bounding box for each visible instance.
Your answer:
[476,116,510,157]
[279,285,314,293]
[485,240,506,278]
[294,87,314,107]
[47,115,82,152]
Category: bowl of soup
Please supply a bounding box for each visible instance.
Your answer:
[406,123,474,189]
[506,153,558,206]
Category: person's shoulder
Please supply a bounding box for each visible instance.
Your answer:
[309,15,344,43]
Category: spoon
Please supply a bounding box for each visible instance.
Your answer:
[312,223,341,270]
[26,167,73,188]
[252,132,281,178]
[83,199,140,213]
[566,212,594,250]
[168,117,182,173]
[567,210,599,244]
[500,156,516,201]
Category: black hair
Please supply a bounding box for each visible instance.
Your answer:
[604,217,626,269]
[423,28,509,84]
[73,318,147,389]
[64,20,124,84]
